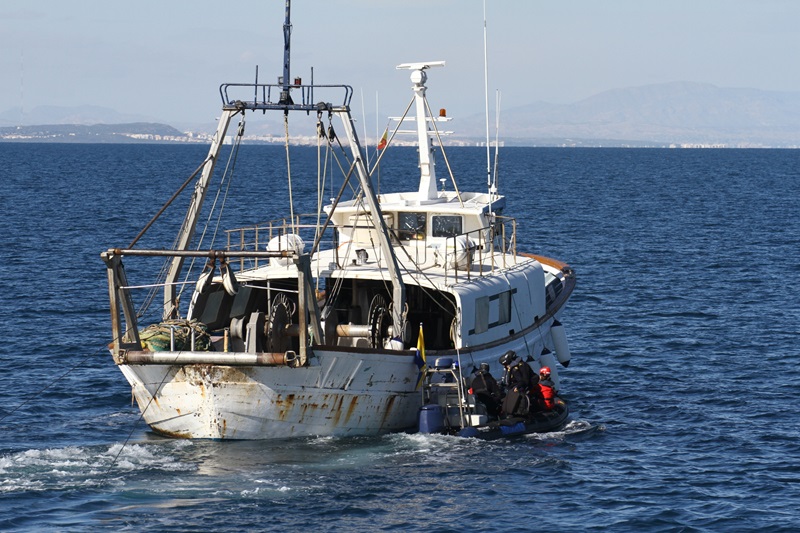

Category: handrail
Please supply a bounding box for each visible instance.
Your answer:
[219,82,353,113]
[442,215,518,285]
[219,212,523,284]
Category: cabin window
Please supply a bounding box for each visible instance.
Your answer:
[398,212,426,240]
[470,290,514,335]
[498,290,511,325]
[474,296,489,334]
[432,215,462,237]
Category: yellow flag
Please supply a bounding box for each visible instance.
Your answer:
[417,323,426,364]
[377,127,388,150]
[415,323,427,390]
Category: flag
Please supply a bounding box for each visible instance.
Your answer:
[417,323,426,364]
[414,323,427,390]
[377,127,388,150]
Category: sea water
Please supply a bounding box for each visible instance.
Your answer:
[0,144,798,531]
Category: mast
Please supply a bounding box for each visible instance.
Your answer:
[396,61,445,203]
[163,111,235,319]
[279,0,293,106]
[161,0,410,343]
[338,117,407,343]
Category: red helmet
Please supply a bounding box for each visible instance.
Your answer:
[539,366,551,379]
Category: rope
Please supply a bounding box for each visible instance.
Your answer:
[502,268,533,358]
[178,116,243,299]
[423,96,464,207]
[135,158,214,319]
[367,97,414,176]
[284,114,296,234]
[101,364,174,484]
[0,326,171,474]
[0,348,101,425]
[315,116,326,269]
[127,156,211,249]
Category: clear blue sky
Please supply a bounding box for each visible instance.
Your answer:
[1,0,796,126]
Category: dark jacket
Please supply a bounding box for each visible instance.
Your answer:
[505,360,539,392]
[470,370,502,417]
[502,360,545,417]
[470,370,501,399]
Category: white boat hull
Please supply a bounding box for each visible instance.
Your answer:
[119,349,424,439]
[117,318,563,439]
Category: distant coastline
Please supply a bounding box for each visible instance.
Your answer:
[0,123,793,148]
[0,123,205,144]
[3,82,800,148]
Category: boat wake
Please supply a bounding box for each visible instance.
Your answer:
[0,441,195,493]
[522,419,604,442]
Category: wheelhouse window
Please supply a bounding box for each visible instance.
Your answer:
[398,212,426,240]
[432,215,463,238]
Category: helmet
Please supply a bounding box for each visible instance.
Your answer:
[499,350,516,366]
[479,362,490,373]
[539,366,551,380]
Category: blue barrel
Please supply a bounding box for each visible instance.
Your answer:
[418,404,444,433]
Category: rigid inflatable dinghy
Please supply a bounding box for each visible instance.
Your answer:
[417,358,569,440]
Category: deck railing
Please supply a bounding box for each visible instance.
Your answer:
[219,82,353,113]
[442,216,518,285]
[224,213,520,284]
[224,214,327,271]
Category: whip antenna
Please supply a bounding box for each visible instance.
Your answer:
[483,0,493,194]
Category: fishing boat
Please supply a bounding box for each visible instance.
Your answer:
[100,2,576,439]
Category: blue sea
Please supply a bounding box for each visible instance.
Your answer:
[0,143,798,531]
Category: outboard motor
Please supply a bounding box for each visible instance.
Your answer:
[434,357,453,369]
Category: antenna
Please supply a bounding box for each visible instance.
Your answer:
[482,0,495,195]
[493,90,501,191]
[19,48,25,127]
[279,0,293,107]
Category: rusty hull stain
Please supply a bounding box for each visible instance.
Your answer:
[344,396,359,425]
[329,395,345,425]
[274,393,296,421]
[138,362,413,437]
[380,395,396,428]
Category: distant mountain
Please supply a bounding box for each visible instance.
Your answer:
[456,82,800,147]
[0,123,192,143]
[3,83,800,146]
[0,104,165,128]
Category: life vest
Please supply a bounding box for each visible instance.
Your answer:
[539,383,555,410]
[470,372,499,397]
[507,361,537,391]
[502,387,531,418]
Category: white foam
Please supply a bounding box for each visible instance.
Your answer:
[0,442,195,493]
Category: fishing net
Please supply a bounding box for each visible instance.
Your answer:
[139,319,212,352]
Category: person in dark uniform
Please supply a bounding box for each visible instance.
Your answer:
[469,363,502,418]
[498,350,544,418]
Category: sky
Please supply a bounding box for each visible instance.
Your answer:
[0,0,797,128]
